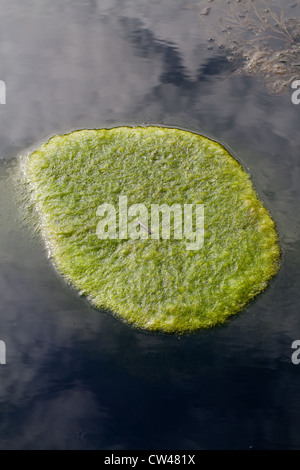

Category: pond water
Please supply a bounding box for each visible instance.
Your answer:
[0,0,300,450]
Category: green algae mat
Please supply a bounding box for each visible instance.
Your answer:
[22,127,280,333]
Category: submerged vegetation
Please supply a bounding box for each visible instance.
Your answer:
[23,127,280,333]
[195,0,300,94]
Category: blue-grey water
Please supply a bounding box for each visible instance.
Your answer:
[0,0,300,450]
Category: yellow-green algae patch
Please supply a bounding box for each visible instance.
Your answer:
[23,127,280,333]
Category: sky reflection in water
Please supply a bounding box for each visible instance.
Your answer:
[0,0,299,450]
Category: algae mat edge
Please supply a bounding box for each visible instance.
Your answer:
[23,126,280,333]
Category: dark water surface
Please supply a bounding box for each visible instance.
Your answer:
[0,0,300,450]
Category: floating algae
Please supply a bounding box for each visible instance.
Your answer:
[194,0,300,94]
[23,127,280,333]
